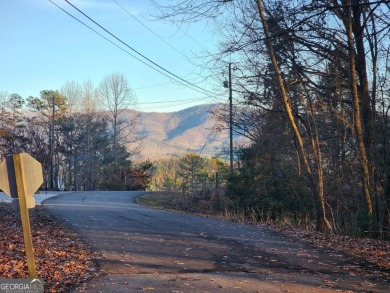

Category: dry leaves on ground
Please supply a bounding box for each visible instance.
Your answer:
[0,203,98,292]
[272,225,390,271]
[139,192,390,273]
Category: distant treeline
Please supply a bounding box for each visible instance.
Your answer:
[0,73,151,191]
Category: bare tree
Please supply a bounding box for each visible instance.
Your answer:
[152,0,390,233]
[99,72,139,165]
[82,80,100,114]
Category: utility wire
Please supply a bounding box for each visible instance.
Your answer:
[133,82,174,90]
[49,0,222,109]
[48,0,174,81]
[62,0,218,98]
[149,0,227,92]
[112,0,195,64]
[120,0,223,99]
[137,96,210,105]
[150,0,208,51]
[49,1,219,103]
[137,101,205,111]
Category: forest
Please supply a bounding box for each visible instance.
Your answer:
[0,73,152,192]
[151,0,390,236]
[1,0,390,238]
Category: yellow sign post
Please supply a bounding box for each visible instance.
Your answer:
[0,153,43,278]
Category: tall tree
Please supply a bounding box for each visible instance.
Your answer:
[340,0,374,233]
[178,153,208,192]
[60,80,83,189]
[256,0,332,231]
[27,90,67,189]
[0,93,27,158]
[99,72,138,165]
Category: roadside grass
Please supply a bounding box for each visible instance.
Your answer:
[136,191,219,214]
[135,192,177,209]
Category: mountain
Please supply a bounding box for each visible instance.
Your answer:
[122,104,241,161]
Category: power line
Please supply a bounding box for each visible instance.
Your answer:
[149,0,208,51]
[137,101,205,111]
[112,0,194,64]
[114,0,226,107]
[136,96,225,111]
[138,97,225,110]
[48,1,220,99]
[134,82,224,105]
[48,0,184,86]
[62,0,218,98]
[137,97,210,105]
[149,0,227,98]
[133,82,174,90]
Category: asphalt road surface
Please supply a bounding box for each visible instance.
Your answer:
[43,191,389,293]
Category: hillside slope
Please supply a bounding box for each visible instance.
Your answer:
[123,104,233,161]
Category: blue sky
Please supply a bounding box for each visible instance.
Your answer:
[0,0,226,112]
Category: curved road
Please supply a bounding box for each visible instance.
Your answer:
[43,191,389,292]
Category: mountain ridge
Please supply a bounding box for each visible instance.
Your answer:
[123,103,233,161]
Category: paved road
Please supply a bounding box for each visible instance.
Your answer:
[0,191,67,205]
[43,191,389,293]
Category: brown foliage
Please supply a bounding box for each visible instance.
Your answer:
[275,226,390,271]
[0,204,97,292]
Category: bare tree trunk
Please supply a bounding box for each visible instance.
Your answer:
[308,101,330,232]
[365,6,380,228]
[344,0,373,234]
[256,0,332,232]
[352,0,373,150]
[384,163,390,236]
